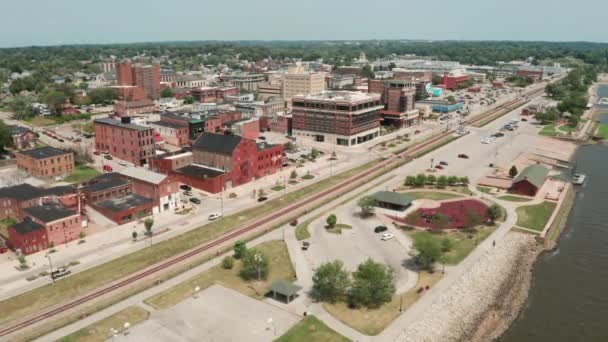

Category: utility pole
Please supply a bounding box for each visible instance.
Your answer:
[220,185,224,216]
[47,254,55,284]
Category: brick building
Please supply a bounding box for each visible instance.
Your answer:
[160,113,205,141]
[119,167,180,214]
[441,72,471,90]
[0,184,77,221]
[150,121,190,147]
[7,218,49,255]
[94,117,155,166]
[292,91,383,146]
[114,99,156,117]
[19,204,82,251]
[15,147,74,179]
[94,194,154,224]
[9,125,36,150]
[255,142,284,178]
[149,151,194,174]
[82,173,131,204]
[368,79,419,128]
[224,118,260,140]
[116,61,161,100]
[516,69,543,81]
[191,87,239,103]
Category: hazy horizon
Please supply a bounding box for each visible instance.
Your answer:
[2,0,606,48]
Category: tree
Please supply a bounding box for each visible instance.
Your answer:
[222,256,234,269]
[79,231,86,242]
[326,214,337,228]
[18,254,27,269]
[144,218,154,237]
[568,115,579,128]
[509,165,518,178]
[432,75,442,85]
[413,235,442,270]
[447,176,459,186]
[426,174,437,184]
[441,237,453,253]
[310,148,320,160]
[290,170,298,180]
[357,196,377,216]
[414,173,426,187]
[7,94,36,120]
[183,95,195,104]
[311,260,351,303]
[132,231,138,241]
[240,249,269,281]
[233,240,247,259]
[362,65,374,79]
[437,175,448,188]
[161,87,173,98]
[348,259,395,308]
[284,141,295,151]
[405,175,416,186]
[0,120,11,150]
[446,95,456,102]
[487,204,501,224]
[88,88,117,104]
[459,177,470,186]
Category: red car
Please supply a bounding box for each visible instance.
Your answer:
[435,165,444,170]
[93,151,101,155]
[103,165,113,172]
[414,130,421,134]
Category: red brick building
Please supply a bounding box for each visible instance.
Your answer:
[93,194,154,224]
[150,121,190,147]
[0,184,77,221]
[114,99,155,117]
[9,125,36,150]
[255,142,284,178]
[7,218,49,255]
[441,73,470,90]
[94,117,156,166]
[516,69,543,81]
[224,118,260,140]
[15,147,75,179]
[116,62,161,100]
[191,87,239,103]
[119,167,180,214]
[82,173,131,204]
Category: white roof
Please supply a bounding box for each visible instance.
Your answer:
[119,166,167,185]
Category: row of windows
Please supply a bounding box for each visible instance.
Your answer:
[38,155,72,167]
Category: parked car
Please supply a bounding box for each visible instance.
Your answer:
[521,118,528,122]
[104,155,113,160]
[183,190,192,196]
[458,154,469,159]
[414,130,421,134]
[208,213,222,220]
[118,160,128,166]
[189,197,201,205]
[493,132,505,137]
[258,136,266,140]
[435,165,444,170]
[50,268,71,280]
[439,161,448,166]
[381,233,395,241]
[258,196,268,202]
[301,241,310,250]
[103,165,113,172]
[180,185,192,191]
[93,150,101,156]
[290,219,299,226]
[374,225,388,233]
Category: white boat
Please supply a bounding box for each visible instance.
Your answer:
[572,174,586,185]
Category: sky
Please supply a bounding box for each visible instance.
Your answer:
[1,0,606,48]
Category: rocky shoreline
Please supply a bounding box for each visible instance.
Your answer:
[401,232,544,342]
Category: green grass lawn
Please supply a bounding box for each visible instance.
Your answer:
[406,227,495,265]
[64,165,101,183]
[0,159,379,326]
[145,240,296,310]
[597,124,608,139]
[516,201,557,232]
[275,315,350,342]
[58,306,149,342]
[476,186,492,194]
[271,185,286,192]
[326,223,352,234]
[539,124,558,137]
[405,191,464,201]
[24,116,57,127]
[497,195,533,202]
[557,124,576,133]
[295,219,312,241]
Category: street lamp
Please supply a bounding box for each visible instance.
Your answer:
[46,253,55,284]
[123,322,130,336]
[254,252,263,281]
[193,286,201,299]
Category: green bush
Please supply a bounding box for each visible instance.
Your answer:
[222,256,234,269]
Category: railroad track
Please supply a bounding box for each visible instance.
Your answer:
[0,87,546,338]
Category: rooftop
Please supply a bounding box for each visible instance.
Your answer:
[175,164,226,178]
[94,118,152,132]
[83,174,130,193]
[11,218,45,235]
[372,191,415,207]
[17,146,69,159]
[95,193,153,213]
[293,91,380,103]
[119,166,167,185]
[192,133,242,155]
[513,164,549,189]
[24,204,78,223]
[151,121,188,129]
[0,184,74,202]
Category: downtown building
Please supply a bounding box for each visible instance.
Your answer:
[291,91,383,147]
[94,117,156,166]
[368,79,420,128]
[113,61,161,116]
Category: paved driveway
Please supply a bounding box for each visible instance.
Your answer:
[119,285,300,342]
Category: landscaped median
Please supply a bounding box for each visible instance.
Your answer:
[274,315,350,342]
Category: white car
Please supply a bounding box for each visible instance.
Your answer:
[208,213,222,221]
[381,233,394,241]
[118,160,128,166]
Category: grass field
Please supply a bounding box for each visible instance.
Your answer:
[404,191,464,201]
[0,159,377,326]
[516,201,557,232]
[476,186,492,194]
[24,116,57,127]
[271,185,286,192]
[64,165,101,183]
[597,124,608,139]
[144,240,296,310]
[539,124,558,137]
[323,271,442,336]
[406,227,495,265]
[497,195,533,202]
[58,306,149,342]
[274,315,350,342]
[557,124,577,133]
[295,218,312,241]
[326,223,352,234]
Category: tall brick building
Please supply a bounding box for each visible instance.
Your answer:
[94,117,155,166]
[15,147,74,179]
[292,91,383,146]
[368,79,419,128]
[116,61,161,100]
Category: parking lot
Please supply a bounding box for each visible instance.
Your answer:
[119,285,300,342]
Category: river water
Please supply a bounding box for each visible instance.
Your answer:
[501,89,608,341]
